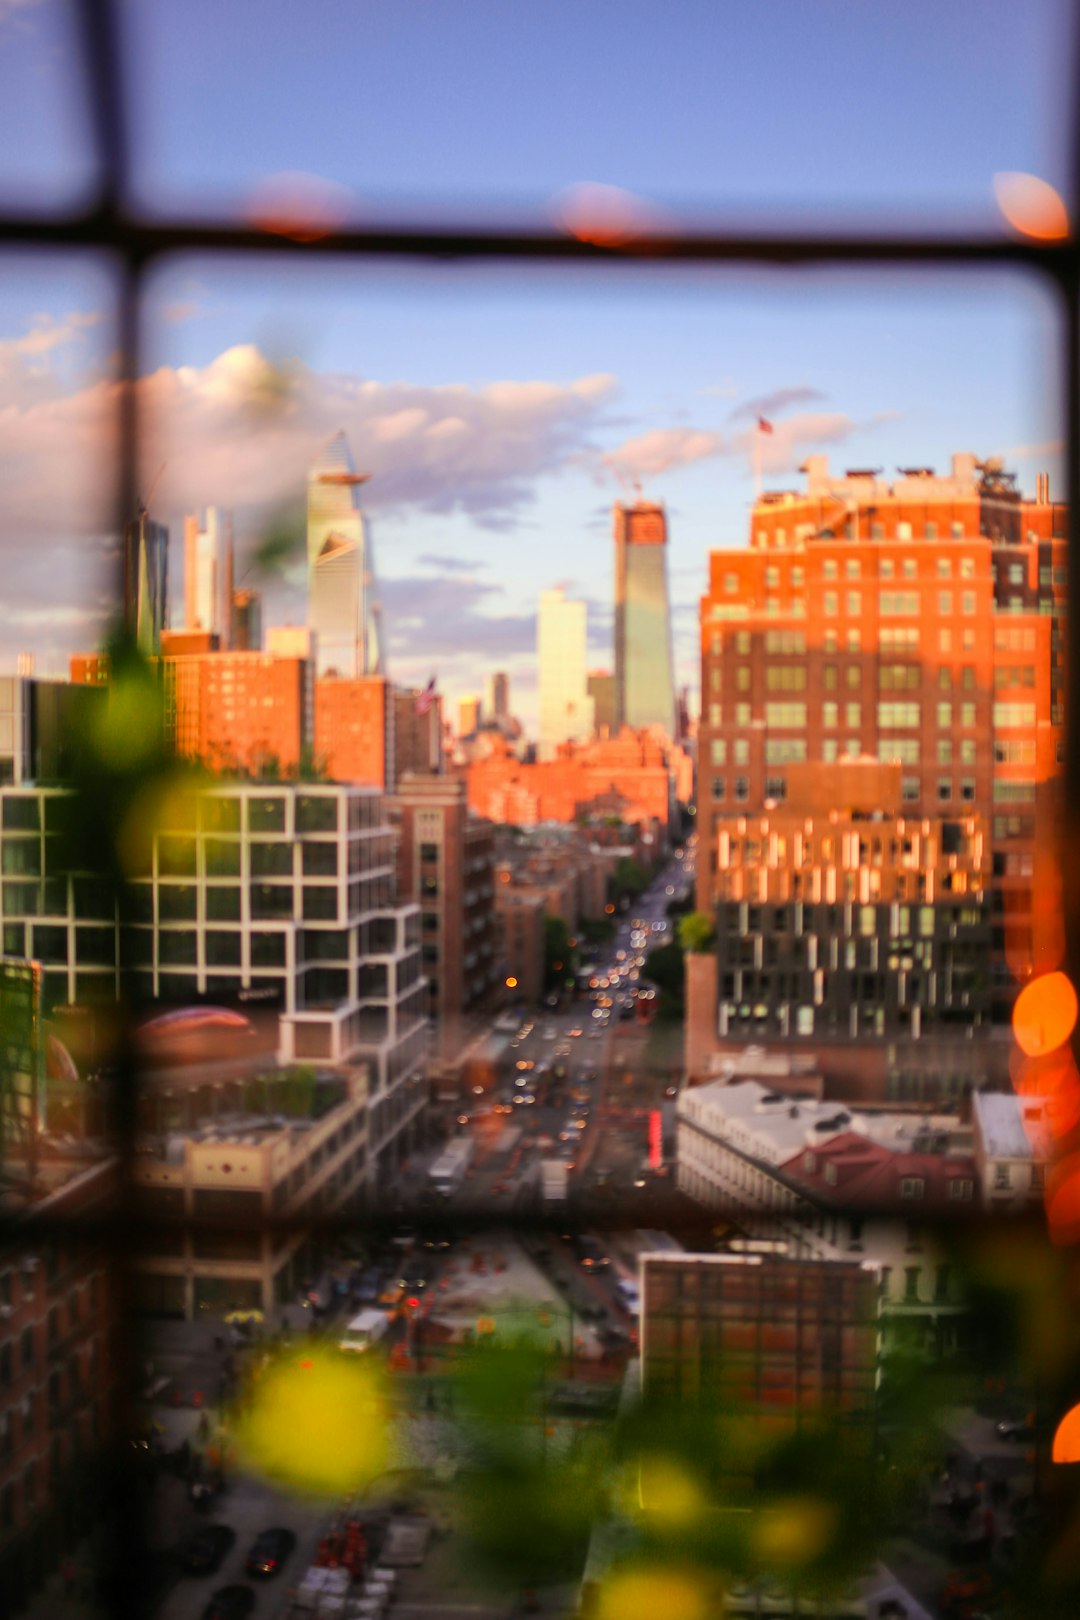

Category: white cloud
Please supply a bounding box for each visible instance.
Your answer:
[0,335,620,552]
[603,426,727,482]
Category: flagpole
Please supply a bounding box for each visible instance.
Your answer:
[753,423,762,504]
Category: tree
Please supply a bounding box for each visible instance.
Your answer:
[611,856,649,901]
[543,915,575,992]
[644,940,685,1007]
[678,911,716,955]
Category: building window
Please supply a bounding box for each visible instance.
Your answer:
[900,1178,925,1200]
[711,777,725,801]
[733,739,749,765]
[735,778,749,802]
[993,1163,1012,1190]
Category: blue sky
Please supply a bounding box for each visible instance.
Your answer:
[0,0,1072,718]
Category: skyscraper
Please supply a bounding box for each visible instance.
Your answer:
[123,510,169,654]
[484,670,510,724]
[183,506,233,642]
[587,669,616,735]
[307,431,384,679]
[614,500,676,737]
[538,586,594,760]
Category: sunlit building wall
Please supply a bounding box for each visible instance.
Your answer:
[307,432,384,680]
[614,501,676,737]
[538,587,594,760]
[183,507,233,643]
[697,454,1066,1019]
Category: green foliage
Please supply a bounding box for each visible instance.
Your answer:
[678,911,716,954]
[644,940,685,1007]
[579,915,616,947]
[543,915,575,990]
[249,502,306,578]
[612,856,649,899]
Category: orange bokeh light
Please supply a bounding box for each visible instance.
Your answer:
[247,171,353,242]
[1012,971,1078,1058]
[554,183,663,248]
[993,171,1070,241]
[1052,1403,1080,1463]
[1045,1152,1080,1246]
[1011,1047,1080,1140]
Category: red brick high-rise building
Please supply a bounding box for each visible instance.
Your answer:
[72,645,314,776]
[466,728,687,831]
[389,775,497,1051]
[697,454,1066,1018]
[315,674,392,787]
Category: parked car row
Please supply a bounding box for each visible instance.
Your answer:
[181,1524,298,1620]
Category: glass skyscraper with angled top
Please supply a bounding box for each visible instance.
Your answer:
[613,499,676,737]
[307,430,385,679]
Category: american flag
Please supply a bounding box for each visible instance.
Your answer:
[757,416,774,434]
[415,676,436,716]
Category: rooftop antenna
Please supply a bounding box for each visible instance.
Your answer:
[138,461,166,516]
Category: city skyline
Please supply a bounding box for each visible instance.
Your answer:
[0,2,1069,719]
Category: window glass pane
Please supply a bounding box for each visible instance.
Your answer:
[122,0,1073,233]
[0,1,98,211]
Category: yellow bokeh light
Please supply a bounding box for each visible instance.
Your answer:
[753,1497,838,1566]
[598,1567,708,1620]
[637,1455,709,1525]
[232,1345,391,1496]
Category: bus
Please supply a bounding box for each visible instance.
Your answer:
[428,1137,474,1198]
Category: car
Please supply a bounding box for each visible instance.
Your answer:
[995,1415,1036,1441]
[569,1028,583,1038]
[202,1586,256,1620]
[181,1524,237,1576]
[244,1527,297,1578]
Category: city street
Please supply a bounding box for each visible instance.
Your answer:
[431,841,696,1223]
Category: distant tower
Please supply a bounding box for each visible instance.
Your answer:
[485,670,510,724]
[124,510,169,654]
[613,500,676,736]
[587,670,616,735]
[231,588,262,651]
[458,695,481,737]
[307,431,384,679]
[538,587,594,760]
[184,506,233,642]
